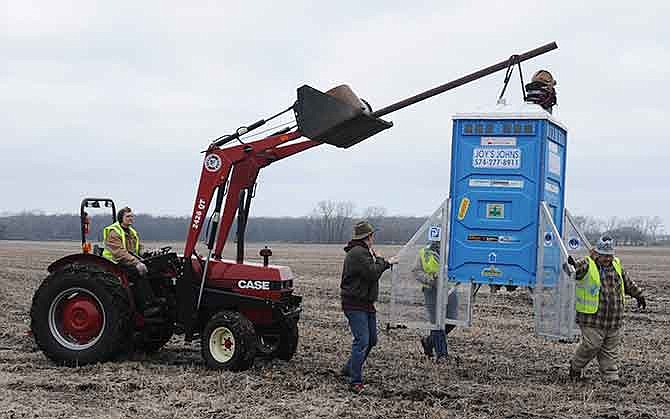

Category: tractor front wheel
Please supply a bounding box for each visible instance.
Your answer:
[277,319,299,361]
[201,311,256,371]
[256,319,299,361]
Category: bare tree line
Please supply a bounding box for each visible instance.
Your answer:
[0,203,666,246]
[0,201,424,244]
[572,215,666,245]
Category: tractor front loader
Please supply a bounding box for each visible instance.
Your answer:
[30,42,558,371]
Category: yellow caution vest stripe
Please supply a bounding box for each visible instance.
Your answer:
[575,255,624,314]
[101,222,140,263]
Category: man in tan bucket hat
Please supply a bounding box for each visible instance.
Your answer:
[340,220,396,393]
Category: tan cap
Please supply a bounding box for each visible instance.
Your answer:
[532,70,556,86]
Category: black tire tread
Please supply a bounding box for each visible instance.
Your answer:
[201,311,256,371]
[30,264,132,366]
[277,319,299,361]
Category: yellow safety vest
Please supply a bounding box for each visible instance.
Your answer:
[575,256,624,314]
[101,222,140,263]
[419,247,440,275]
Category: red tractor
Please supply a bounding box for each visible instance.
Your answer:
[29,43,557,371]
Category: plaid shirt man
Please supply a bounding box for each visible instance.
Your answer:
[573,257,642,330]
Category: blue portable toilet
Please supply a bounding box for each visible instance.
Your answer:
[447,102,567,288]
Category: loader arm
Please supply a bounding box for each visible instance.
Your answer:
[184,130,320,260]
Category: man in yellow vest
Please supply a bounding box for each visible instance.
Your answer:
[103,206,160,317]
[413,240,456,361]
[566,235,646,383]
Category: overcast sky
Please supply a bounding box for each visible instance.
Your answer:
[2,1,669,231]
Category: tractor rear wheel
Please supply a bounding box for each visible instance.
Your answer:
[256,319,299,361]
[201,311,256,371]
[30,265,132,366]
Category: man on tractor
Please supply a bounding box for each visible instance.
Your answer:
[102,206,162,317]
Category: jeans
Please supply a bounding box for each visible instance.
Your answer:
[343,310,377,384]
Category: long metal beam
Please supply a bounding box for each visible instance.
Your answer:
[371,42,558,118]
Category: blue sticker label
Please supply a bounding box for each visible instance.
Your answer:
[568,237,580,250]
[428,226,441,242]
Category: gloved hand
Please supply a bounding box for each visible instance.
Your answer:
[562,256,577,275]
[567,256,576,267]
[635,295,646,310]
[135,261,148,276]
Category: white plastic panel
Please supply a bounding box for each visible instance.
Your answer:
[563,208,592,257]
[444,280,473,327]
[380,199,450,330]
[533,202,579,341]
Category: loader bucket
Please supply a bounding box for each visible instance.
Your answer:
[295,85,393,148]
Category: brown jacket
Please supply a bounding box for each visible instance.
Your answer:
[340,240,391,312]
[105,229,144,266]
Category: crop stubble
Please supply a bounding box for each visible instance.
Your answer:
[0,241,668,419]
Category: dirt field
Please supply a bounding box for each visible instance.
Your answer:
[0,241,668,419]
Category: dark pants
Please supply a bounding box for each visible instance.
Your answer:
[124,265,156,310]
[423,287,459,357]
[343,310,377,385]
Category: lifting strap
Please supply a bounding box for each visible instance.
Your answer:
[497,55,526,103]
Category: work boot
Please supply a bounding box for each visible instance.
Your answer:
[420,336,433,357]
[435,354,448,364]
[349,383,364,394]
[569,365,583,381]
